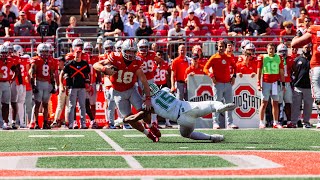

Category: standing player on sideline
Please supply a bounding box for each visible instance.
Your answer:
[277,43,294,127]
[13,45,29,128]
[4,42,21,129]
[99,40,118,129]
[0,45,17,130]
[203,40,238,129]
[115,83,236,142]
[93,39,159,142]
[29,43,56,129]
[83,42,100,128]
[256,43,285,129]
[236,43,257,77]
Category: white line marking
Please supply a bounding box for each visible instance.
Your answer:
[28,135,84,138]
[218,155,283,169]
[123,134,180,137]
[48,148,57,150]
[94,130,143,169]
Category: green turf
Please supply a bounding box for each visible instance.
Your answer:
[36,156,129,168]
[105,129,320,151]
[134,155,235,168]
[0,131,113,151]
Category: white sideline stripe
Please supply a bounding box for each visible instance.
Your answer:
[123,134,180,137]
[94,130,143,169]
[0,157,37,169]
[28,135,84,138]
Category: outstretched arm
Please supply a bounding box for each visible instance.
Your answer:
[123,110,149,123]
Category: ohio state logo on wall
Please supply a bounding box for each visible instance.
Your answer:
[233,84,261,118]
[190,84,214,119]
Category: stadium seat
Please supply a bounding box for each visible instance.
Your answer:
[270,29,282,35]
[186,30,200,42]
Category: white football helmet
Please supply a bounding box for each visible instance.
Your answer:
[149,83,160,96]
[37,43,50,58]
[3,41,14,54]
[277,43,288,57]
[72,38,84,51]
[13,45,24,57]
[137,39,149,53]
[0,45,9,59]
[240,39,251,54]
[244,43,255,56]
[114,40,123,52]
[103,40,114,53]
[83,42,94,54]
[121,39,137,61]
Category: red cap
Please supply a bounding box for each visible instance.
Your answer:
[230,3,238,7]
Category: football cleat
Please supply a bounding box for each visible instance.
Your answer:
[227,123,239,129]
[147,129,159,142]
[150,122,161,137]
[211,134,224,143]
[273,123,283,129]
[286,122,297,128]
[216,103,236,113]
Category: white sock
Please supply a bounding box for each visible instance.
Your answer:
[151,113,157,123]
[273,120,279,125]
[143,129,149,135]
[259,120,265,125]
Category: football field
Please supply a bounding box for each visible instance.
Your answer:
[1,128,320,179]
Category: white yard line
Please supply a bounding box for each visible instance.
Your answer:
[94,130,143,169]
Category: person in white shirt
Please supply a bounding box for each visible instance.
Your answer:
[98,1,117,27]
[119,5,128,24]
[190,0,200,11]
[167,22,186,59]
[281,0,299,27]
[209,0,225,17]
[115,83,236,143]
[260,0,280,18]
[195,0,215,24]
[167,8,183,29]
[180,0,191,20]
[35,2,60,25]
[151,9,167,30]
[124,13,140,37]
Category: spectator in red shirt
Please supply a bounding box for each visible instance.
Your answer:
[22,0,40,24]
[14,0,28,11]
[184,54,205,82]
[280,21,296,43]
[182,8,201,31]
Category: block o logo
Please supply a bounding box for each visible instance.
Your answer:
[234,84,261,119]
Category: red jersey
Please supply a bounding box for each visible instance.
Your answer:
[136,51,156,81]
[87,54,99,84]
[281,56,294,82]
[0,58,15,82]
[66,25,80,38]
[171,56,189,82]
[107,52,142,92]
[236,59,257,75]
[154,61,170,86]
[204,53,236,83]
[306,5,320,17]
[308,25,320,68]
[257,54,284,83]
[22,3,40,23]
[184,64,205,80]
[31,56,55,82]
[15,56,30,85]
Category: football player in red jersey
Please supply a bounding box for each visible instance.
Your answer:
[93,39,160,142]
[65,38,86,61]
[29,43,56,129]
[277,44,294,127]
[99,40,119,129]
[3,42,21,129]
[236,43,257,77]
[136,39,165,130]
[0,45,19,130]
[83,42,100,128]
[13,45,29,128]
